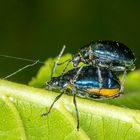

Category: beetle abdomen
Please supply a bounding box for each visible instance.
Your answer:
[84,88,120,96]
[90,40,135,63]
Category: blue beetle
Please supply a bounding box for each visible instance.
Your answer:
[42,66,121,130]
[47,66,121,99]
[58,41,135,90]
[71,40,135,71]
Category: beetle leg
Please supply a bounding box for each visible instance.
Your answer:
[97,67,103,89]
[73,93,80,131]
[71,80,80,131]
[72,66,84,82]
[120,70,127,92]
[41,91,64,117]
[57,58,71,65]
[71,66,83,130]
[89,46,94,60]
[60,59,71,80]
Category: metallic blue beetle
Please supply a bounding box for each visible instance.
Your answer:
[71,40,135,71]
[58,40,135,90]
[42,66,121,130]
[47,66,121,99]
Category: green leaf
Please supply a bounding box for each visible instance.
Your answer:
[0,80,89,140]
[0,54,140,140]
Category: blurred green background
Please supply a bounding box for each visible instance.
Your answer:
[0,0,140,83]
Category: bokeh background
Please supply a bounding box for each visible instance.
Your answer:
[0,0,140,83]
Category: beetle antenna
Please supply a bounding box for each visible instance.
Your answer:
[0,54,45,79]
[2,60,40,79]
[0,54,44,64]
[50,45,66,80]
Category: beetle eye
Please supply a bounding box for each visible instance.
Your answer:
[54,81,58,85]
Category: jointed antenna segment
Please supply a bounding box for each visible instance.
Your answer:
[0,54,44,64]
[50,45,66,80]
[3,60,39,79]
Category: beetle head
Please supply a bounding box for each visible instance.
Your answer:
[46,77,60,90]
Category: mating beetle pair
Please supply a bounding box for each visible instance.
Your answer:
[42,40,136,130]
[58,40,135,91]
[0,40,136,130]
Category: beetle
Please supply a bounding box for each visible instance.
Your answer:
[59,40,135,90]
[42,66,121,130]
[67,40,136,71]
[47,66,121,99]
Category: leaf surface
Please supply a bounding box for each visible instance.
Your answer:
[0,54,140,140]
